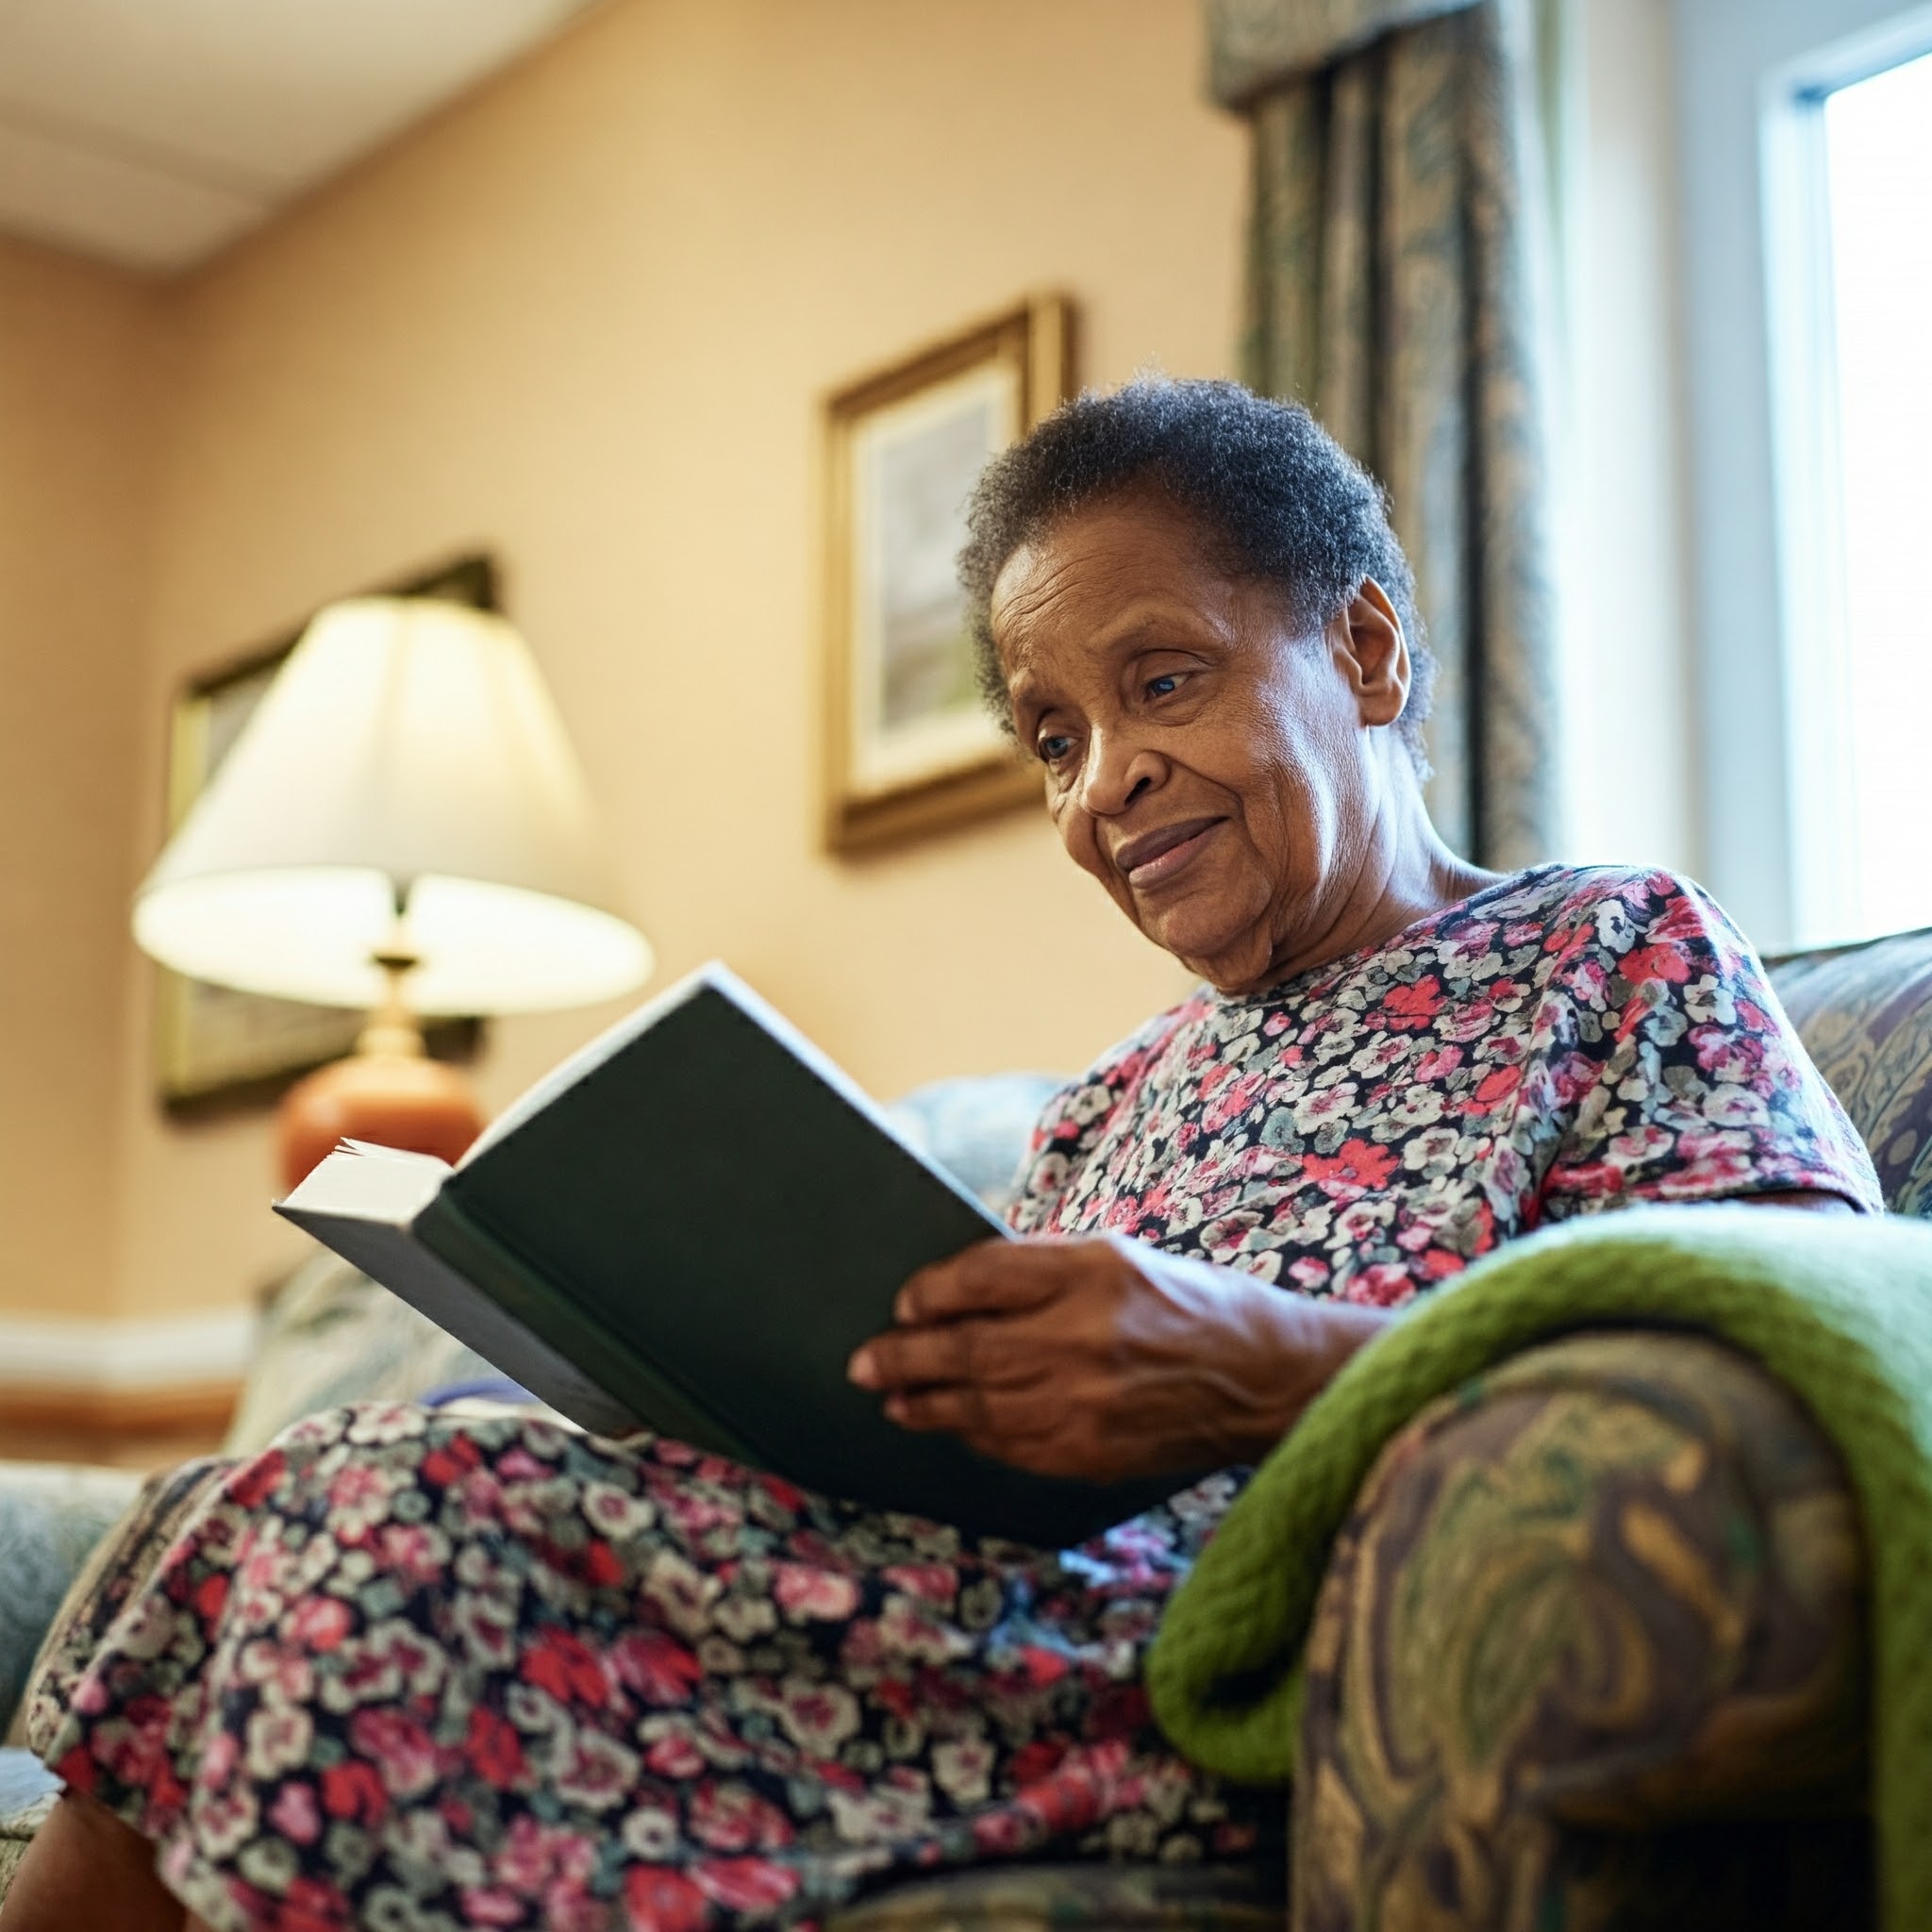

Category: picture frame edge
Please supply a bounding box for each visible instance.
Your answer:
[819,293,1075,858]
[829,757,1045,857]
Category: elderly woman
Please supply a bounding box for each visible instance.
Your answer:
[7,380,1881,1932]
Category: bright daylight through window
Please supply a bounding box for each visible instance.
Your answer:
[1806,46,1932,941]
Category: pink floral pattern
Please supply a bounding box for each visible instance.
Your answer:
[1010,867,1881,1297]
[34,867,1878,1929]
[35,1414,1255,1932]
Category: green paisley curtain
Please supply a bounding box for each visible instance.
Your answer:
[1207,0,1558,868]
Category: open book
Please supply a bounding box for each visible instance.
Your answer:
[276,963,1179,1545]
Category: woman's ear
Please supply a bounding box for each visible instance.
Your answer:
[1333,577,1410,727]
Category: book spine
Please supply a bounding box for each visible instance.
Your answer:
[415,1193,770,1471]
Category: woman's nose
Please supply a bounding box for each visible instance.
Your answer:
[1079,736,1162,817]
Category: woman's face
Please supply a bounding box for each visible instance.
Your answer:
[991,493,1411,994]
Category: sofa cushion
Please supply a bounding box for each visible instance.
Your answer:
[886,1073,1066,1214]
[0,1462,142,1739]
[1768,925,1932,1216]
[222,1253,518,1455]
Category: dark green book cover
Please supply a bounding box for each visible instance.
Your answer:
[278,964,1181,1546]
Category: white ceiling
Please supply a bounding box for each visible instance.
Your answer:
[0,0,606,274]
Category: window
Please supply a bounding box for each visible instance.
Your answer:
[1770,36,1932,943]
[1816,53,1932,939]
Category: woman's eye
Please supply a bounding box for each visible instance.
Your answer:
[1145,674,1180,700]
[1038,734,1074,763]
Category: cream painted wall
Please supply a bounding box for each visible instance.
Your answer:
[1558,0,1699,879]
[0,238,155,1319]
[107,0,1242,1321]
[2,0,1703,1341]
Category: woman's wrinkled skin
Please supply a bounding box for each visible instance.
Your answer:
[995,491,1491,996]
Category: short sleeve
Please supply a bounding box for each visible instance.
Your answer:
[1004,994,1206,1236]
[1535,874,1884,1218]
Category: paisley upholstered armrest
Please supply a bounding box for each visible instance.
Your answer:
[1294,1329,1874,1932]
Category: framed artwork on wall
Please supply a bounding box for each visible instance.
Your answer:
[154,554,492,1114]
[821,294,1074,852]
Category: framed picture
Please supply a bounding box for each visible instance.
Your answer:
[821,294,1074,851]
[154,555,492,1114]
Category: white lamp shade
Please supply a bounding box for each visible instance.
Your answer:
[134,597,652,1014]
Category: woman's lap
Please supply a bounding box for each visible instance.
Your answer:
[28,1405,1266,1930]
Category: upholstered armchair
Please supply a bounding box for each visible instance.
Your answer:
[848,929,1930,1930]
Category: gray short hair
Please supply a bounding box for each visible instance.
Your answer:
[957,376,1433,772]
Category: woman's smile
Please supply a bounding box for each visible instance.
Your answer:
[1114,815,1225,889]
[987,491,1450,993]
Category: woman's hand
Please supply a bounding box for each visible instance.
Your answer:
[845,1235,1391,1484]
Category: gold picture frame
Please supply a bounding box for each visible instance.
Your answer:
[154,555,493,1114]
[821,294,1074,852]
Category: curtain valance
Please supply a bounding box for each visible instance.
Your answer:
[1205,0,1482,105]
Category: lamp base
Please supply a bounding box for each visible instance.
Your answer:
[278,1049,485,1192]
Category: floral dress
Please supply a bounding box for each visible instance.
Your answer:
[29,867,1881,1931]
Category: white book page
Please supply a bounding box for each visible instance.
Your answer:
[279,1141,451,1224]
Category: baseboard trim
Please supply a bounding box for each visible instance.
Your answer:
[0,1307,256,1395]
[0,1381,242,1433]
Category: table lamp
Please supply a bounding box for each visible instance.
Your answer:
[133,595,653,1188]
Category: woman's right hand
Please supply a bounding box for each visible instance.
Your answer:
[845,1234,1391,1484]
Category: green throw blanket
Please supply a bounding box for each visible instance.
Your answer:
[1147,1206,1932,1925]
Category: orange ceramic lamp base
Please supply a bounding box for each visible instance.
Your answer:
[275,952,485,1191]
[277,1047,485,1192]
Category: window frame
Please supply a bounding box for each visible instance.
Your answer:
[1673,0,1932,952]
[1761,9,1932,945]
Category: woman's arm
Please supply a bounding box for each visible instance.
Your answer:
[847,1237,1391,1484]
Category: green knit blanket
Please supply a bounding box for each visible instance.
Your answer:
[1146,1205,1932,1924]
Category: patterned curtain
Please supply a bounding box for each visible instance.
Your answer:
[1207,0,1558,868]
